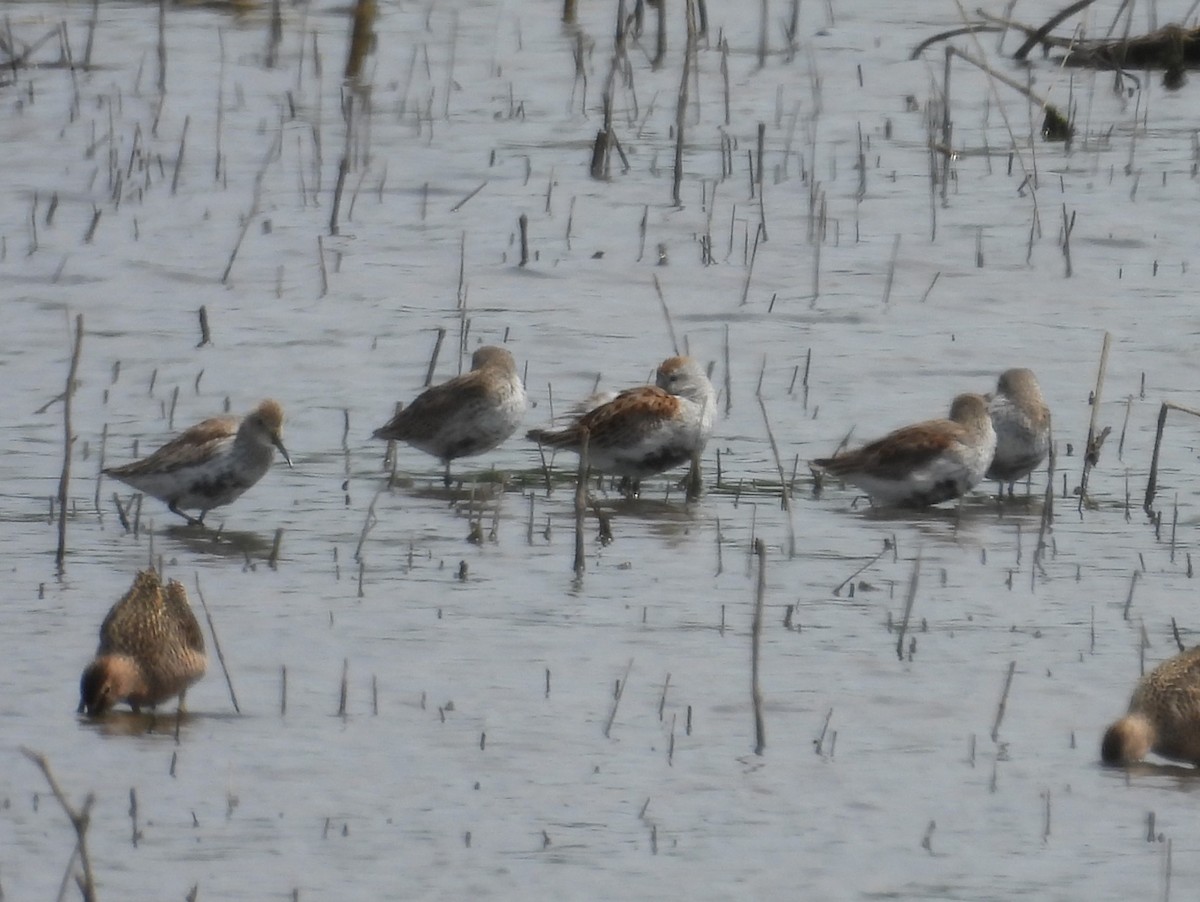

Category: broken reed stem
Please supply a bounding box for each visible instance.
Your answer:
[353,488,383,562]
[1144,401,1200,515]
[573,427,589,577]
[170,115,189,195]
[652,275,680,355]
[425,327,447,386]
[751,538,767,756]
[193,572,240,714]
[991,660,1016,743]
[895,551,921,661]
[56,314,84,572]
[338,658,349,716]
[833,540,889,596]
[603,658,634,738]
[196,305,211,347]
[221,129,282,283]
[20,747,97,902]
[881,234,901,304]
[518,213,529,266]
[268,527,283,569]
[671,0,697,206]
[1079,330,1112,506]
[343,0,377,81]
[756,395,796,558]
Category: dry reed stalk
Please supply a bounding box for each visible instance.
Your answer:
[21,747,97,901]
[222,129,282,282]
[573,428,589,577]
[338,658,349,716]
[268,528,284,569]
[266,0,283,68]
[756,395,795,557]
[1143,400,1200,515]
[55,314,83,571]
[882,234,901,304]
[990,660,1016,742]
[196,306,211,347]
[603,658,633,737]
[343,0,376,81]
[652,275,680,355]
[751,538,766,755]
[1078,331,1112,507]
[895,551,921,660]
[194,572,240,713]
[833,540,890,596]
[353,489,383,562]
[672,0,697,205]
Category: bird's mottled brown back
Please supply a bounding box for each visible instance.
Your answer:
[98,570,201,659]
[1130,646,1200,763]
[105,415,239,477]
[530,386,680,449]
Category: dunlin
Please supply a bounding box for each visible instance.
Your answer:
[372,345,526,486]
[985,367,1051,494]
[527,355,716,485]
[811,393,997,507]
[1102,646,1200,766]
[105,399,291,526]
[79,569,207,716]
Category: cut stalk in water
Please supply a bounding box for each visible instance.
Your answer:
[991,660,1016,742]
[652,275,680,355]
[573,427,589,577]
[751,538,766,755]
[672,0,696,205]
[1078,331,1112,507]
[895,551,921,661]
[55,314,83,572]
[194,572,240,714]
[1143,400,1200,515]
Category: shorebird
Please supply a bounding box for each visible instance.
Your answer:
[79,569,208,716]
[811,393,996,507]
[1102,646,1200,766]
[527,355,716,491]
[105,399,291,526]
[985,367,1051,495]
[372,345,526,486]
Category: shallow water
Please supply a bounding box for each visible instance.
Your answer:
[3,0,1200,897]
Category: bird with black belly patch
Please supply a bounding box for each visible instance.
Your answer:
[105,399,291,526]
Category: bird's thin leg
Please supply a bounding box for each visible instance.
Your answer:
[443,462,452,488]
[168,502,202,526]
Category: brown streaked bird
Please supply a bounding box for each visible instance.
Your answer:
[79,569,208,716]
[985,368,1051,495]
[811,393,997,507]
[1102,646,1200,766]
[372,345,526,487]
[104,399,291,526]
[527,355,716,483]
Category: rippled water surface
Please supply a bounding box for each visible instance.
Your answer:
[4,0,1200,897]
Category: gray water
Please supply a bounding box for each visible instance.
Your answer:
[3,0,1200,897]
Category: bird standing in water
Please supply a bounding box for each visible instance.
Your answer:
[104,399,291,526]
[79,570,208,716]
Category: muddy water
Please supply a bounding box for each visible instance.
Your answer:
[2,0,1200,897]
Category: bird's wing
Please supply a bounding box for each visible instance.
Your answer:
[816,419,963,480]
[105,416,239,476]
[373,373,489,440]
[529,386,679,448]
[164,579,206,654]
